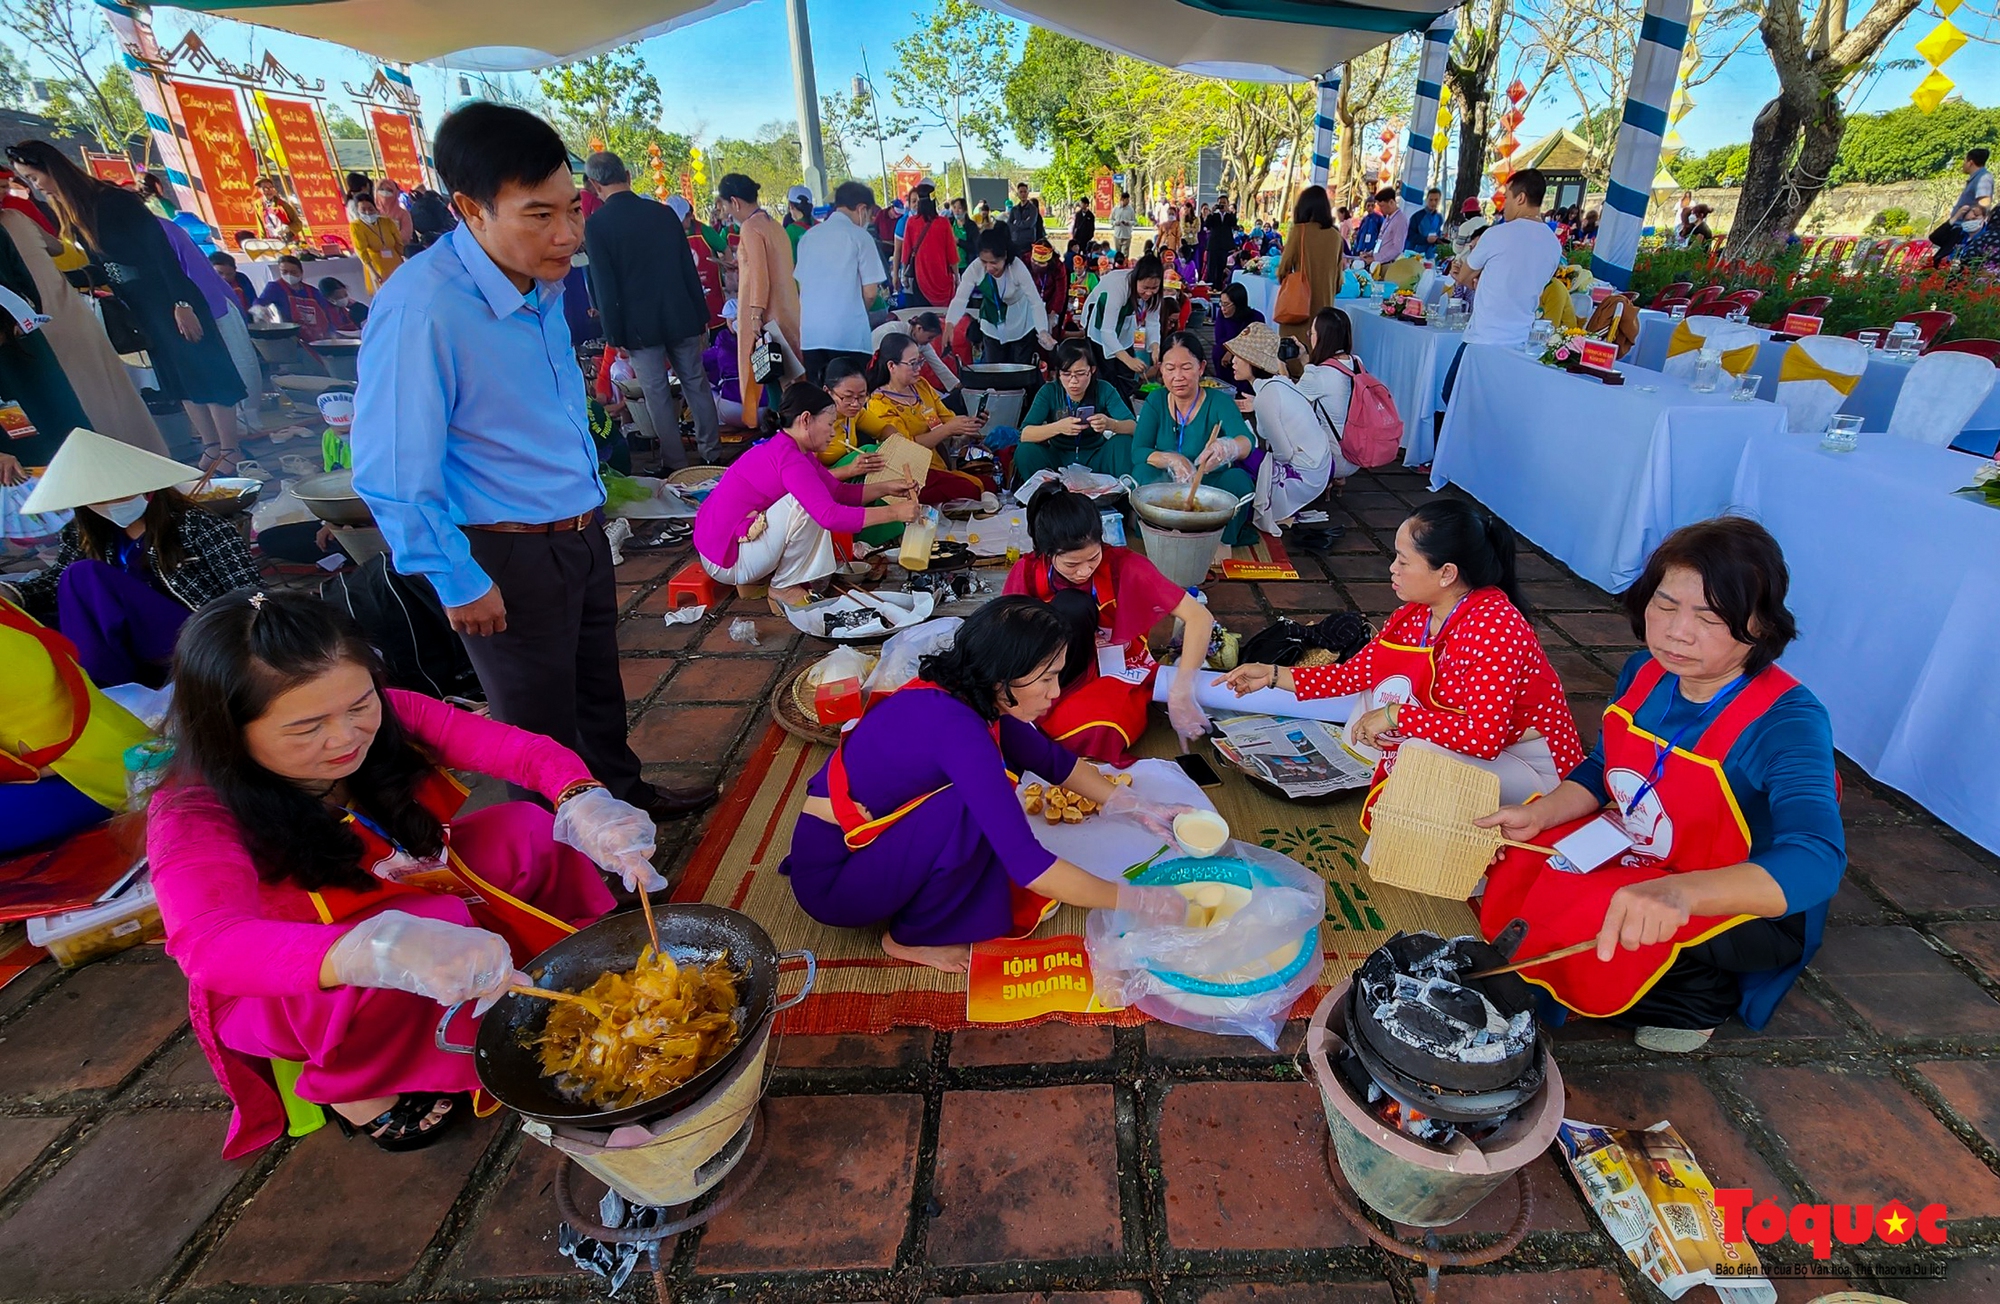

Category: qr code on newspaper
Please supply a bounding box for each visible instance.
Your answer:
[1659,1201,1707,1242]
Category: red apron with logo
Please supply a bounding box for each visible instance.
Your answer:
[1478,659,1798,1018]
[1352,606,1473,833]
[826,681,1056,937]
[305,767,577,962]
[1024,550,1157,764]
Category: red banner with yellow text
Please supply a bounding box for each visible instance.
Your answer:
[84,153,137,187]
[1093,172,1115,219]
[965,934,1120,1023]
[170,81,261,233]
[259,94,347,235]
[367,108,426,193]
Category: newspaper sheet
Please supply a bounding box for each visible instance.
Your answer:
[1208,713,1375,799]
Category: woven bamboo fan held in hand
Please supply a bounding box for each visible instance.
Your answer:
[1364,745,1506,900]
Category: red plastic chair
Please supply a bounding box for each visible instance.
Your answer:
[1897,310,1957,345]
[1686,285,1726,310]
[1786,296,1831,317]
[1648,282,1693,309]
[1688,302,1735,317]
[1930,338,2000,361]
[1721,288,1764,308]
[1654,297,1690,315]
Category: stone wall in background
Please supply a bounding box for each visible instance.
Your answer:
[1579,177,1967,239]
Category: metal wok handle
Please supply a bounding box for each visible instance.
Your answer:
[435,1001,475,1054]
[773,949,817,1013]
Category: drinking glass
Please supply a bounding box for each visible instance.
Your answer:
[1821,413,1862,453]
[1690,349,1722,392]
[1733,373,1762,401]
[1668,304,1687,323]
[1527,320,1553,356]
[1858,328,1884,351]
[1728,307,1749,324]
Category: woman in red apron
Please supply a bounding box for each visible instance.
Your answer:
[1220,500,1582,827]
[1477,519,1844,1051]
[781,597,1191,973]
[149,593,660,1157]
[1001,485,1216,762]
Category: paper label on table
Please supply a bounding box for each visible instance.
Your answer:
[1580,339,1618,371]
[1219,560,1300,580]
[1781,314,1823,337]
[1096,642,1152,685]
[864,433,932,490]
[967,935,1122,1021]
[1548,815,1633,875]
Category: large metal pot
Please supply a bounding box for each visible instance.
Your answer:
[1124,476,1254,532]
[437,903,815,1129]
[960,361,1041,392]
[291,469,375,527]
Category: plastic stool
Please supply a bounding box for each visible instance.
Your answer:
[665,560,720,610]
[270,1057,327,1138]
[832,532,856,563]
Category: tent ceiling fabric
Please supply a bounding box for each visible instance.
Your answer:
[978,0,1460,81]
[164,0,1453,79]
[157,0,756,70]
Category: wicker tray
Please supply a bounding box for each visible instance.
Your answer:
[1365,744,1504,900]
[666,465,728,486]
[770,661,842,746]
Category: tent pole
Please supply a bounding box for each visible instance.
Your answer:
[1310,67,1340,189]
[786,0,827,201]
[1591,0,1692,289]
[1399,11,1456,207]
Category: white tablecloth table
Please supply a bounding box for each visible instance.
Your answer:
[1632,310,2000,449]
[1231,270,1277,321]
[1343,306,1462,465]
[1731,431,2000,853]
[1431,344,1788,592]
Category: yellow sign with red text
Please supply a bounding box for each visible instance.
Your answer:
[966,934,1121,1022]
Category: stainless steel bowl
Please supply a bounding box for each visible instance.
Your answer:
[1126,478,1253,531]
[291,469,375,526]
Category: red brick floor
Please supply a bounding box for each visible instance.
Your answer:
[2,465,1997,1301]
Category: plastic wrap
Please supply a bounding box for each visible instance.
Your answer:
[1086,840,1325,1048]
[862,616,963,697]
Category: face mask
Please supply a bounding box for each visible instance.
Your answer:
[91,495,149,528]
[280,272,303,286]
[330,295,349,308]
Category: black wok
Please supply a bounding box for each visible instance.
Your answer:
[435,904,814,1128]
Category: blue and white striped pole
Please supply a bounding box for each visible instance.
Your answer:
[1311,68,1342,189]
[1400,12,1457,206]
[96,1,203,215]
[1591,0,1693,289]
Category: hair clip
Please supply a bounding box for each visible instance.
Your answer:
[247,592,267,610]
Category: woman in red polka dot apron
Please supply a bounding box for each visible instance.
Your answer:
[1219,500,1583,828]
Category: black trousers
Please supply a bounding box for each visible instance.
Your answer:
[980,334,1044,367]
[1615,914,1808,1030]
[461,521,645,803]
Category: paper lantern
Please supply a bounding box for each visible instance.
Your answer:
[1938,0,1962,13]
[1433,132,1448,151]
[1438,105,1454,129]
[1491,190,1506,207]
[1911,68,1955,113]
[1915,19,1966,67]
[1380,128,1396,144]
[1506,79,1527,104]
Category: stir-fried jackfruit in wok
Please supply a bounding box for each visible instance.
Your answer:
[531,947,741,1110]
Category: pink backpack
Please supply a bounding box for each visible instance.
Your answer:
[1319,357,1403,468]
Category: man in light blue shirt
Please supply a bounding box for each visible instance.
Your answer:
[352,102,716,823]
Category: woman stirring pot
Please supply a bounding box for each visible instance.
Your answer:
[1129,332,1258,546]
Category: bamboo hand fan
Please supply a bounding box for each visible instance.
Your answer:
[1365,744,1507,900]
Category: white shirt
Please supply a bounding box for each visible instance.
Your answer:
[943,258,1051,345]
[870,318,959,390]
[1082,268,1152,357]
[1111,203,1136,236]
[1461,216,1563,348]
[1246,364,1354,532]
[794,214,887,353]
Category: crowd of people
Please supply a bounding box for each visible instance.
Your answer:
[0,100,1849,1168]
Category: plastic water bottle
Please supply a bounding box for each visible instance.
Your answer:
[123,737,174,810]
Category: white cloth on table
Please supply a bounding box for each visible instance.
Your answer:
[1431,345,1787,591]
[794,215,888,353]
[1730,430,2000,853]
[696,493,836,589]
[1231,270,1277,322]
[1774,335,1870,434]
[1659,317,1762,382]
[1459,217,1562,348]
[1343,307,1459,464]
[1246,368,1351,533]
[1885,351,1997,447]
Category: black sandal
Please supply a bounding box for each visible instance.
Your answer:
[333,1092,463,1152]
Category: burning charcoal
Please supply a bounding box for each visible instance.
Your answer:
[1417,978,1489,1031]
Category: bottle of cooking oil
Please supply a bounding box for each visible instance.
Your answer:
[899,504,940,571]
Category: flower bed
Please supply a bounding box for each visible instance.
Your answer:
[1625,246,2000,342]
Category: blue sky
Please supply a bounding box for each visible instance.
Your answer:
[9,0,1998,167]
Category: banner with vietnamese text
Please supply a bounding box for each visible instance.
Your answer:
[170,80,261,233]
[84,153,137,187]
[966,934,1120,1022]
[367,107,426,193]
[259,93,347,235]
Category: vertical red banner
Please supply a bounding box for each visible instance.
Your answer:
[367,108,426,192]
[84,153,137,186]
[262,94,347,234]
[1093,172,1115,219]
[170,81,261,233]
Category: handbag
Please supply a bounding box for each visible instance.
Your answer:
[1273,270,1312,324]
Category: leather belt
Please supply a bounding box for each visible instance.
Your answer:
[466,512,596,535]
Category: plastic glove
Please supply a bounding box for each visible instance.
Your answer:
[1168,690,1211,744]
[324,909,515,1006]
[1162,454,1196,484]
[1116,882,1192,927]
[1103,787,1195,843]
[553,786,665,892]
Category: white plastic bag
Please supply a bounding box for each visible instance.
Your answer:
[249,481,316,535]
[1085,840,1326,1048]
[862,616,962,698]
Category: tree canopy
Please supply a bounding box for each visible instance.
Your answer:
[536,44,664,166]
[1670,100,2000,191]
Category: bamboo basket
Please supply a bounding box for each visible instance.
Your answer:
[1365,744,1504,900]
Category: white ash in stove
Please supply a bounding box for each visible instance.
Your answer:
[1356,932,1537,1066]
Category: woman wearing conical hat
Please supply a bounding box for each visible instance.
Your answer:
[2,429,259,687]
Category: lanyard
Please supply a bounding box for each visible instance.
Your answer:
[345,804,414,859]
[1169,393,1202,454]
[1623,674,1746,817]
[1416,594,1468,649]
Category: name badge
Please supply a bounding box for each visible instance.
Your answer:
[1548,814,1633,875]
